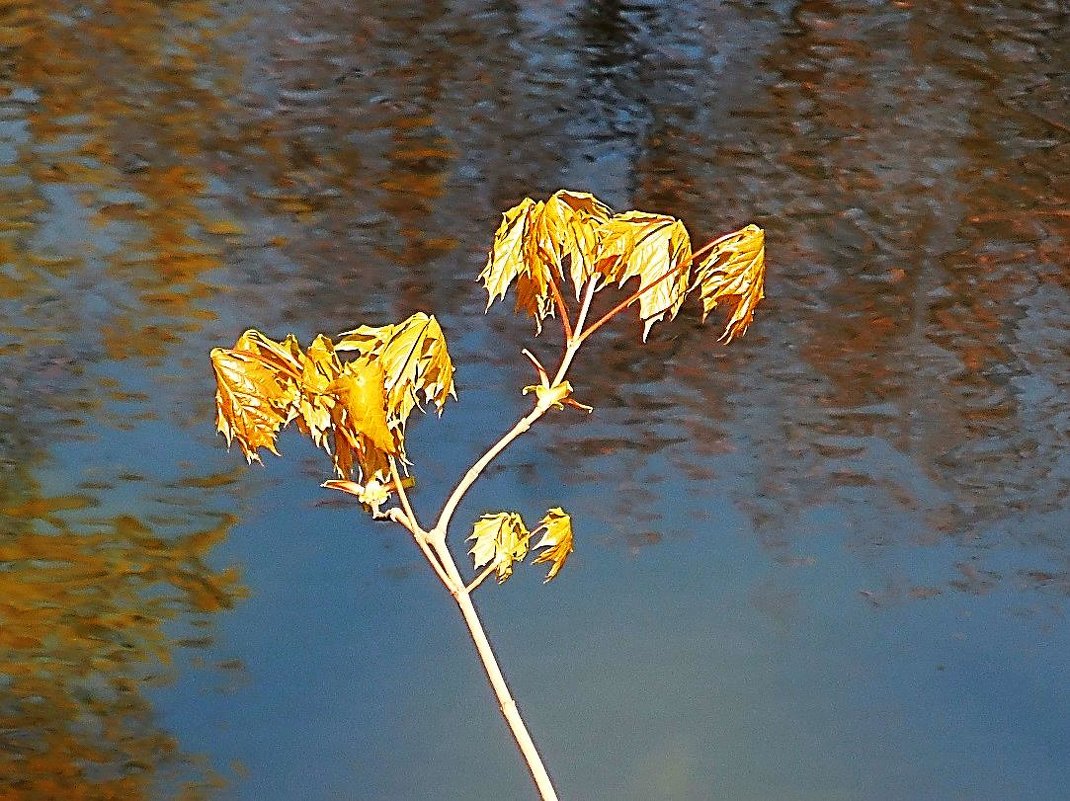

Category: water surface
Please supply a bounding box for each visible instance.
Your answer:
[1,1,1067,799]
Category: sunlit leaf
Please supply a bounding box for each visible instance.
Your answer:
[531,508,574,582]
[481,198,555,330]
[294,334,342,452]
[212,319,451,487]
[335,313,455,430]
[690,224,766,342]
[468,512,530,583]
[480,197,536,307]
[329,358,395,455]
[526,190,612,297]
[480,191,613,332]
[210,337,302,463]
[594,211,693,340]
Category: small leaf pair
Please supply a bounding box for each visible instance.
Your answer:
[468,508,575,583]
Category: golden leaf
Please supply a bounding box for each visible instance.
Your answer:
[480,198,554,330]
[690,224,766,342]
[210,336,302,463]
[480,197,536,307]
[231,329,306,384]
[213,323,441,488]
[294,334,342,451]
[480,191,613,332]
[329,358,395,455]
[468,512,531,583]
[531,508,574,582]
[526,190,612,297]
[594,211,693,340]
[335,312,456,428]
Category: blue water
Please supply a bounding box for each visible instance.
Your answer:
[1,1,1068,799]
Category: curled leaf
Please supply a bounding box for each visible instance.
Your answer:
[481,190,614,331]
[594,212,693,340]
[468,512,531,583]
[210,334,303,463]
[691,224,766,342]
[526,190,612,297]
[212,315,455,494]
[335,312,456,427]
[480,198,555,331]
[532,508,574,582]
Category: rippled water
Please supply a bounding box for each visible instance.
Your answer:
[1,1,1067,799]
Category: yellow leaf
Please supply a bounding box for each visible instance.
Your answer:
[231,329,305,381]
[480,197,536,307]
[329,358,395,455]
[532,508,574,582]
[294,334,342,452]
[691,224,766,342]
[210,343,300,463]
[468,512,530,583]
[526,190,612,298]
[212,329,410,486]
[481,191,615,331]
[594,211,693,340]
[335,312,456,427]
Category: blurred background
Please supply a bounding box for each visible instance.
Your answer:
[0,1,1067,799]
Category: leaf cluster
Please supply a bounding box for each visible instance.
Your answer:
[210,189,766,584]
[211,313,454,489]
[480,190,765,341]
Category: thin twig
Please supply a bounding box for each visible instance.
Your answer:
[545,269,574,341]
[390,460,452,588]
[575,260,687,344]
[390,457,420,531]
[466,562,498,593]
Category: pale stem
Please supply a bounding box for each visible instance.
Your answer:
[452,586,560,801]
[433,404,547,538]
[414,280,604,801]
[389,457,421,531]
[426,532,559,801]
[466,562,498,593]
[389,460,452,588]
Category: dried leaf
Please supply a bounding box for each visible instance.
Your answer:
[526,190,612,297]
[335,312,456,428]
[294,334,342,451]
[468,512,531,583]
[210,334,303,463]
[480,197,536,307]
[480,198,555,330]
[329,358,395,454]
[212,318,451,489]
[594,211,693,340]
[480,191,613,331]
[691,224,766,342]
[532,508,574,582]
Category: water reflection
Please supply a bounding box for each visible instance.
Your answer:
[2,2,250,796]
